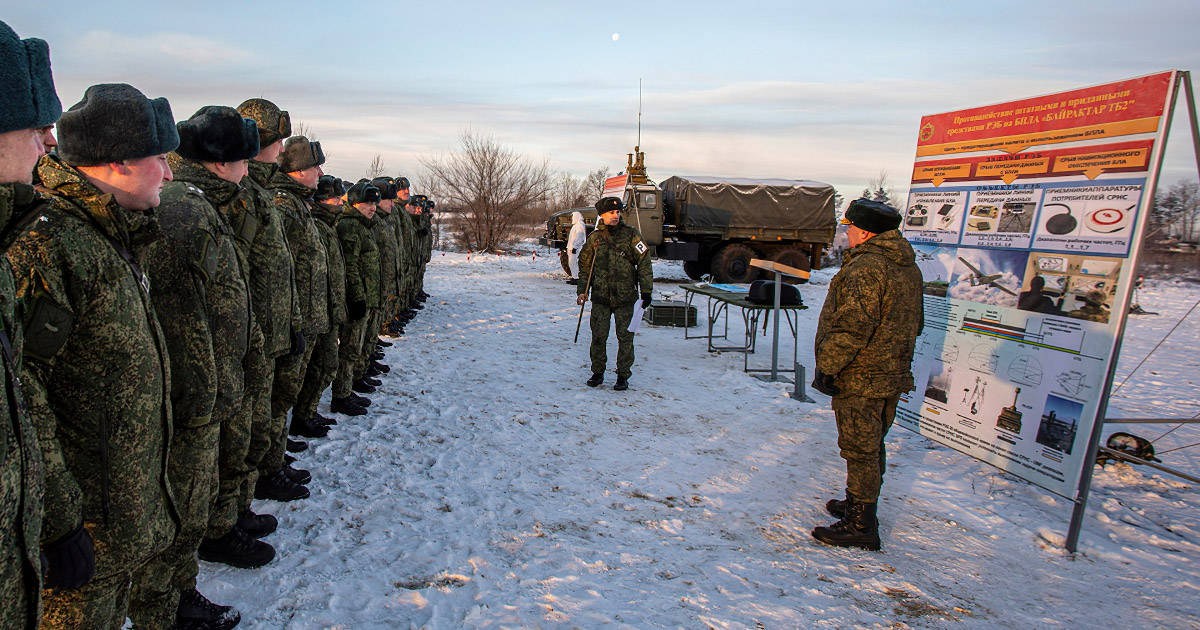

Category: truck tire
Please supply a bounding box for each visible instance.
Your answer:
[771,247,811,284]
[683,259,709,281]
[712,243,760,284]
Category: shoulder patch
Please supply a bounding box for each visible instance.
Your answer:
[185,184,204,197]
[634,240,648,255]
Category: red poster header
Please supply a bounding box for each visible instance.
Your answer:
[915,71,1174,157]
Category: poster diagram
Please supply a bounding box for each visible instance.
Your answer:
[896,71,1176,497]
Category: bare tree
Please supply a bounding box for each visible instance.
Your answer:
[292,121,316,141]
[584,166,611,201]
[421,131,554,253]
[366,154,386,178]
[1154,180,1200,243]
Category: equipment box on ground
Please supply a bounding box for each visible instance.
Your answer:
[643,300,697,327]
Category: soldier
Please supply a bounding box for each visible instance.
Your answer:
[0,20,61,630]
[575,196,653,391]
[296,176,354,418]
[130,106,258,630]
[331,182,382,414]
[367,177,398,374]
[270,136,332,445]
[9,83,180,628]
[811,198,923,551]
[235,98,309,505]
[1068,290,1109,323]
[391,185,420,333]
[416,197,434,301]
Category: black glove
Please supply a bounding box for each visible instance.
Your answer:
[42,524,95,590]
[640,293,652,309]
[349,300,367,321]
[811,370,840,397]
[288,330,306,357]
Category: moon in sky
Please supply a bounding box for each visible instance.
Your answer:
[611,33,620,41]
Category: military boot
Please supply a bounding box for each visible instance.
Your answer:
[198,526,275,568]
[284,462,311,485]
[286,438,308,453]
[371,348,385,361]
[352,379,376,394]
[362,375,382,387]
[614,376,629,391]
[314,412,337,427]
[586,373,604,387]
[255,469,310,501]
[365,364,382,378]
[331,396,367,416]
[371,360,390,374]
[826,490,852,519]
[377,339,394,348]
[236,509,277,539]
[174,588,240,630]
[290,414,329,439]
[811,500,880,551]
[350,392,371,407]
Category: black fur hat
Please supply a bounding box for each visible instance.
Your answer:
[596,196,623,213]
[0,20,61,134]
[175,106,259,163]
[841,198,901,234]
[57,83,178,166]
[315,175,343,200]
[370,177,398,200]
[278,136,325,173]
[347,181,380,205]
[395,176,410,190]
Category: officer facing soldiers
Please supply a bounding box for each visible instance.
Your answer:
[331,182,382,415]
[576,196,653,391]
[9,83,180,628]
[811,199,923,551]
[0,19,61,630]
[131,105,258,630]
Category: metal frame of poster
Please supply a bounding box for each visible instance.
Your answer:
[896,70,1195,552]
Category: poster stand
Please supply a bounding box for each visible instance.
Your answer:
[1066,70,1200,552]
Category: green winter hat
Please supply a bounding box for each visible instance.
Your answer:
[0,20,61,134]
[278,136,324,173]
[237,97,290,146]
[58,83,178,166]
[176,106,260,163]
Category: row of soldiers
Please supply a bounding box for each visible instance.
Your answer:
[0,21,433,630]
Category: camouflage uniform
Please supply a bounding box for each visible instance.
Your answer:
[415,213,433,295]
[577,220,653,378]
[395,209,417,309]
[265,172,328,472]
[334,207,380,398]
[243,160,300,498]
[814,229,923,502]
[1068,304,1107,323]
[11,155,178,628]
[295,201,346,424]
[0,183,44,630]
[374,210,401,331]
[130,155,256,627]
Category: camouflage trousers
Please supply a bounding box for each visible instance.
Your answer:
[832,394,900,503]
[333,316,369,399]
[129,422,220,629]
[238,335,279,514]
[41,565,133,629]
[294,328,339,424]
[359,308,383,372]
[589,301,636,378]
[0,553,37,630]
[263,331,318,474]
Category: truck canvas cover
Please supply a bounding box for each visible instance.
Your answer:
[660,175,835,235]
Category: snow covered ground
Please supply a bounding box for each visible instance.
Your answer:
[198,250,1200,629]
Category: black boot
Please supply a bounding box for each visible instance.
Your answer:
[314,412,337,427]
[812,499,880,551]
[371,349,385,361]
[236,509,277,539]
[352,379,376,394]
[377,339,393,348]
[255,469,310,501]
[198,526,275,568]
[586,373,604,387]
[362,375,382,387]
[826,490,851,519]
[289,414,329,439]
[614,376,629,391]
[284,462,311,485]
[331,396,367,416]
[371,360,390,374]
[365,364,382,378]
[174,587,241,630]
[350,392,371,407]
[284,454,296,465]
[286,438,307,453]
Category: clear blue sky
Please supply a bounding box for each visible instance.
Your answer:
[6,0,1200,201]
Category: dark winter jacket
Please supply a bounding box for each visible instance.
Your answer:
[338,207,381,311]
[577,221,653,307]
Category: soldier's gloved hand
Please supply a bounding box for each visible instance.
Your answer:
[576,293,588,306]
[289,330,306,357]
[640,293,652,309]
[811,370,840,397]
[42,524,95,590]
[349,300,367,320]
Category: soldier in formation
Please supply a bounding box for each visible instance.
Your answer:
[811,199,923,551]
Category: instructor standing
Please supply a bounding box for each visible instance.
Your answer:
[576,197,652,391]
[811,199,922,551]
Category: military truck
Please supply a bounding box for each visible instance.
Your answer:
[539,147,837,283]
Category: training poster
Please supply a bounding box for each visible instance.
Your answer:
[895,71,1178,497]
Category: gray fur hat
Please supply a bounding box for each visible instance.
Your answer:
[278,136,325,173]
[57,84,178,166]
[347,181,380,205]
[176,106,260,163]
[0,20,61,134]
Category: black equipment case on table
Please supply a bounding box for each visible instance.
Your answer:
[643,300,698,327]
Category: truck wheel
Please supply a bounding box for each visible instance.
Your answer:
[712,244,760,284]
[771,248,811,284]
[683,260,709,281]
